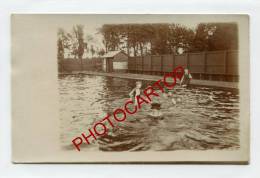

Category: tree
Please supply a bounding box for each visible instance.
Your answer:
[97,48,106,56]
[192,23,238,51]
[100,25,121,52]
[90,45,95,57]
[57,28,64,61]
[72,25,85,70]
[100,23,195,56]
[167,24,195,54]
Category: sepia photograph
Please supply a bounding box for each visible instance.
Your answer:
[12,14,249,163]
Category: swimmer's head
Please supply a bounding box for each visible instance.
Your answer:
[184,68,189,74]
[136,81,142,88]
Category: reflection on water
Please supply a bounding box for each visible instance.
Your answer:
[59,74,240,151]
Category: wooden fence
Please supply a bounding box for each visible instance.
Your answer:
[128,50,239,82]
[58,58,103,72]
[59,50,239,82]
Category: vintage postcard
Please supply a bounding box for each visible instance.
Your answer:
[12,14,250,163]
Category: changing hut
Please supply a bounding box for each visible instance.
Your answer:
[102,51,129,72]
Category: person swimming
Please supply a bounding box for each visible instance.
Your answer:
[162,88,182,106]
[180,68,192,87]
[129,81,142,106]
[150,102,163,120]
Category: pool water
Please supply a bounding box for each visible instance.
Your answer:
[59,74,240,151]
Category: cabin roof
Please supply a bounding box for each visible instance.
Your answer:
[102,51,128,58]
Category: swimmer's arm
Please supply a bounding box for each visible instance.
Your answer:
[129,87,136,97]
[180,75,184,86]
[189,73,192,79]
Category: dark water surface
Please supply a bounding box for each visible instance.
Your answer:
[59,74,240,151]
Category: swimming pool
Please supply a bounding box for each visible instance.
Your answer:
[59,74,240,151]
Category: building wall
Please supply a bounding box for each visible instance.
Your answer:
[112,52,128,72]
[102,52,129,72]
[113,62,128,70]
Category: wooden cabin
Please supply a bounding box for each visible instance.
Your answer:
[102,51,129,72]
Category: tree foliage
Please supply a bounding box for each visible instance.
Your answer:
[57,23,238,60]
[192,23,238,51]
[57,28,66,60]
[100,23,238,56]
[100,23,196,56]
[72,25,85,59]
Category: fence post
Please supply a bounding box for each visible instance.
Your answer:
[161,55,163,75]
[204,52,207,79]
[149,55,151,74]
[142,56,144,74]
[172,54,175,70]
[224,50,228,81]
[134,56,137,73]
[151,55,153,75]
[187,53,190,69]
[224,50,228,74]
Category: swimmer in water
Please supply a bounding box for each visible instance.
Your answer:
[150,102,163,119]
[180,68,192,87]
[166,90,182,105]
[129,81,142,106]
